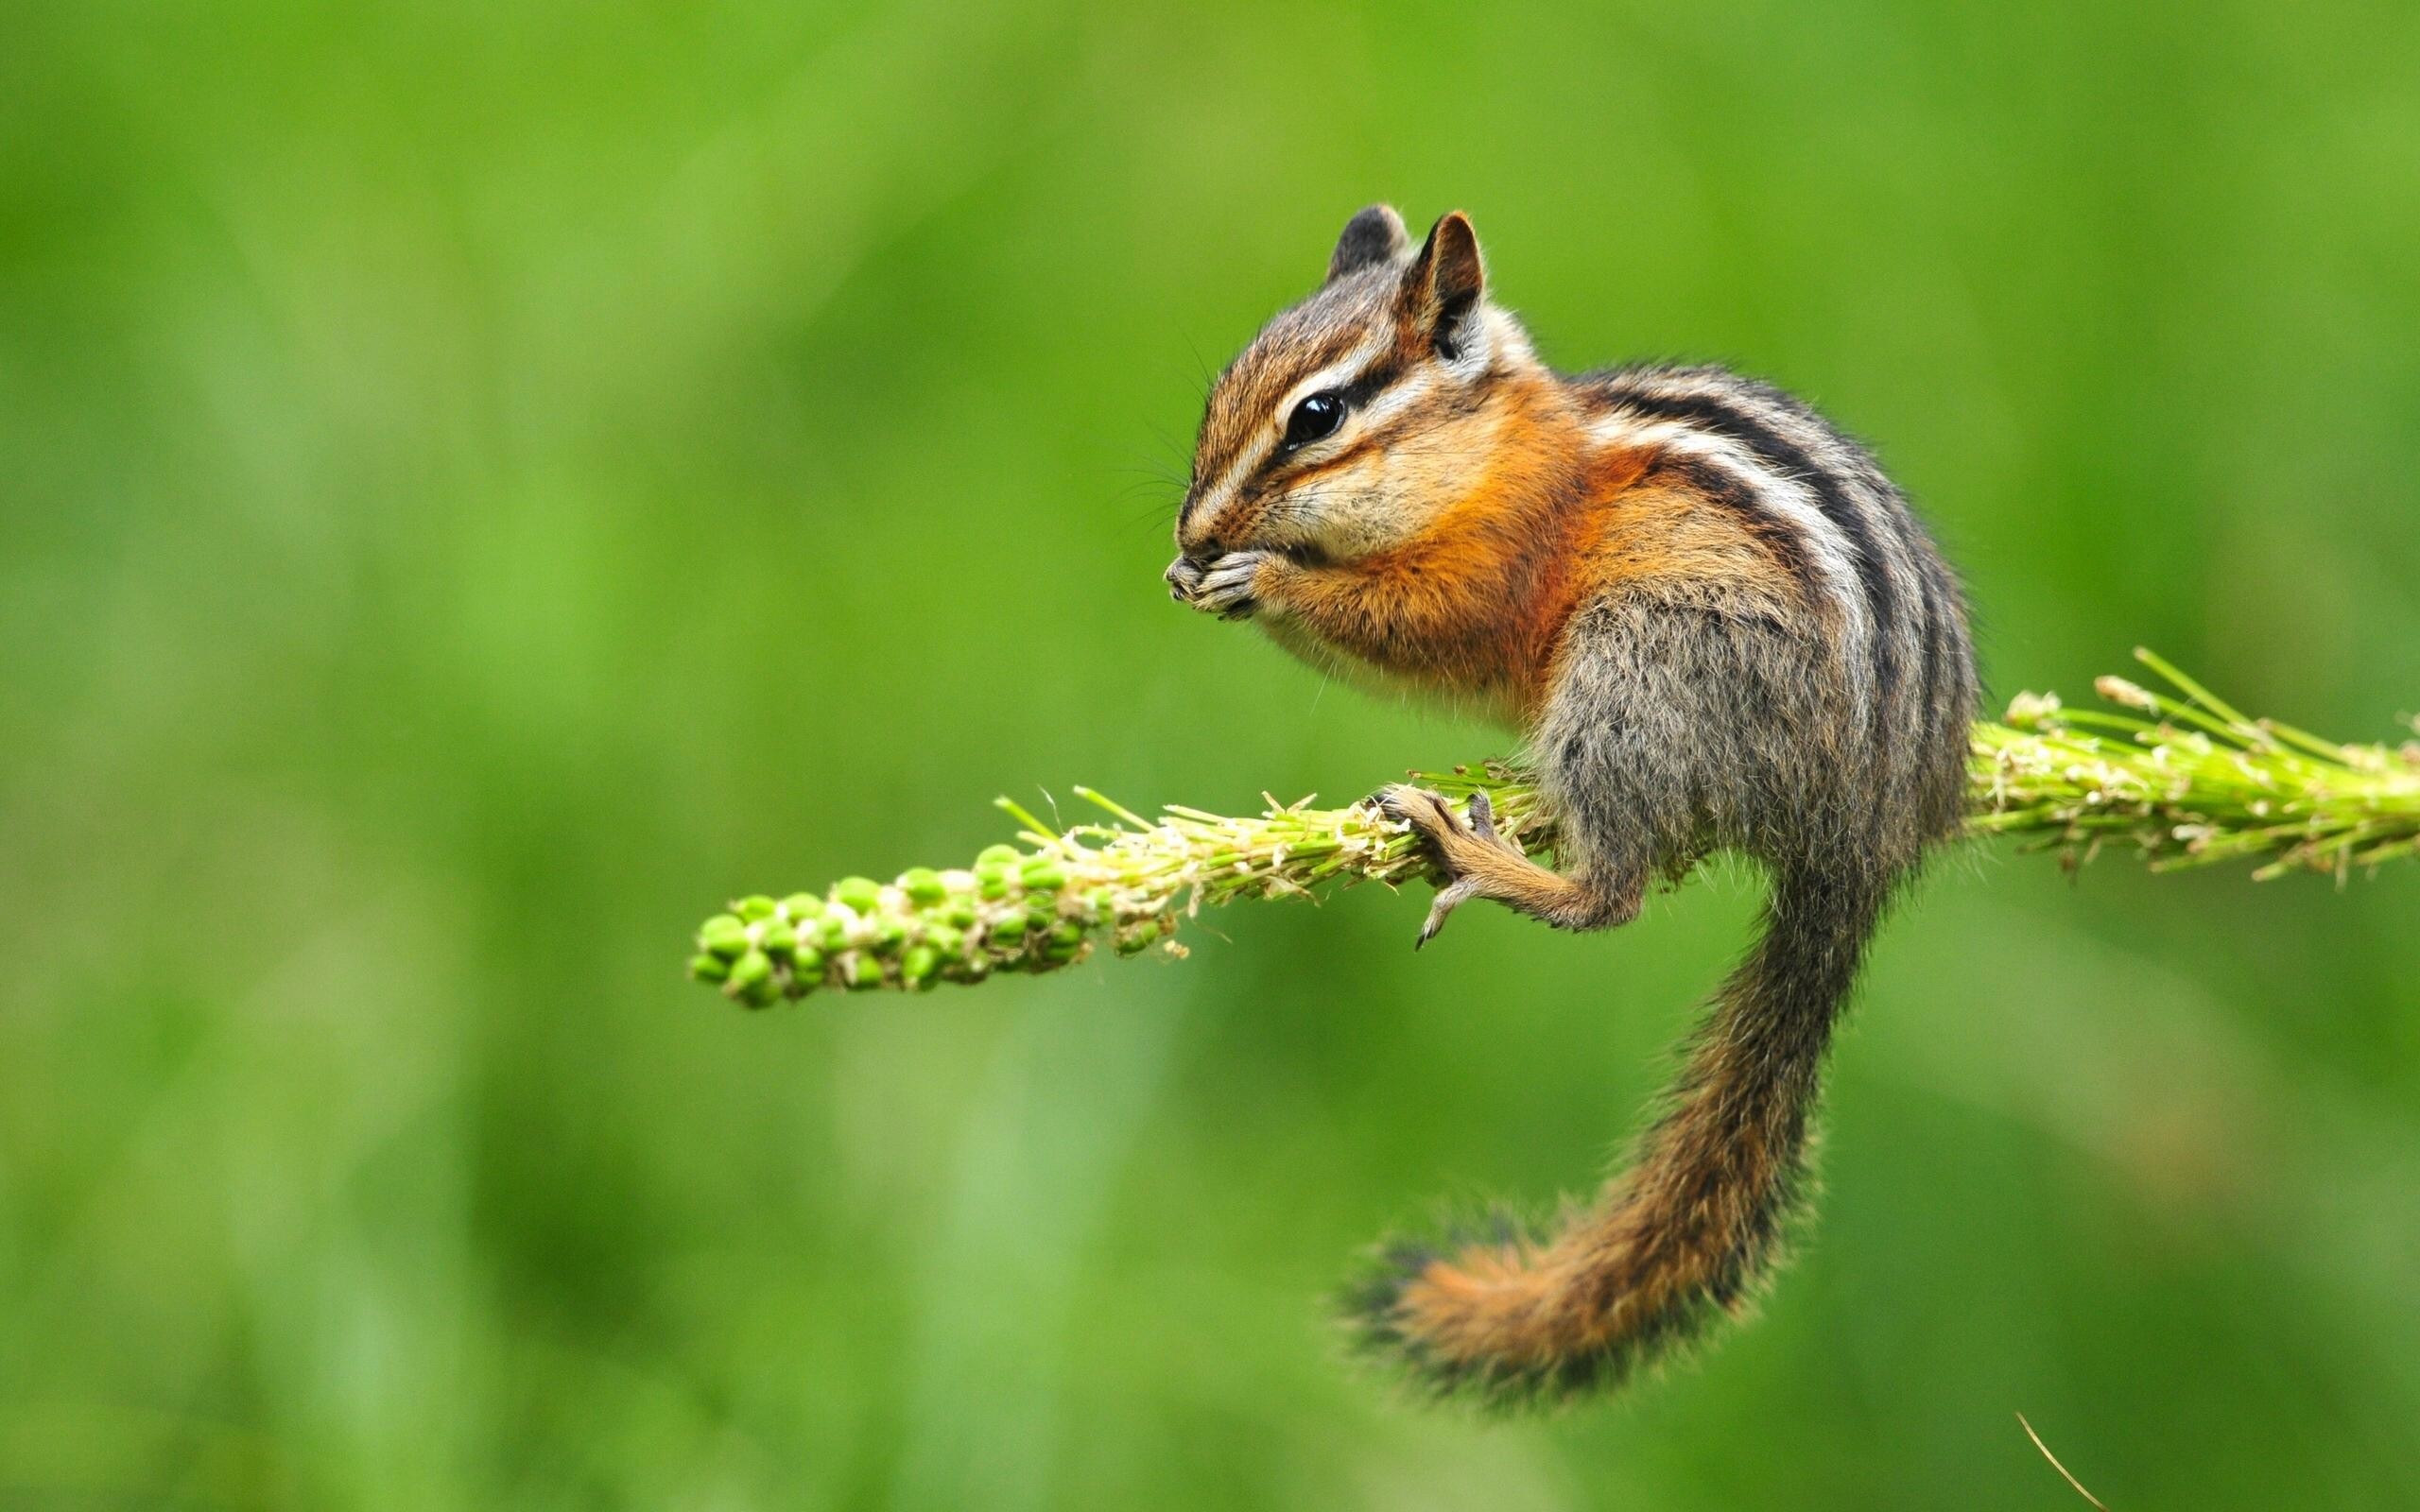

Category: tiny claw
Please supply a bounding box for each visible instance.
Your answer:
[1189,550,1270,620]
[1465,789,1500,845]
[1415,877,1480,950]
[1375,782,1455,832]
[1165,556,1206,601]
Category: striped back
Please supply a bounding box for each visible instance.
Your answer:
[1578,364,1978,848]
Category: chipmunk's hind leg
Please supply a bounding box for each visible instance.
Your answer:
[1376,786,1642,947]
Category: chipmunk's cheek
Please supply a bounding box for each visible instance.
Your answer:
[1295,484,1417,561]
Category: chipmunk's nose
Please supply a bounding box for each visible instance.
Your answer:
[1165,554,1209,600]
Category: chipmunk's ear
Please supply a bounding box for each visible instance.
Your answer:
[1405,211,1486,361]
[1326,204,1409,283]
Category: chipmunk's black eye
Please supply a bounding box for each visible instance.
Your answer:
[1282,390,1346,450]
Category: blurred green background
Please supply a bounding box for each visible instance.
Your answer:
[7,2,2419,1506]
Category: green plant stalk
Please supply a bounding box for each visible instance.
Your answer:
[689,652,2420,1006]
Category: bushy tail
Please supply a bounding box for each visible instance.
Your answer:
[1344,864,1883,1406]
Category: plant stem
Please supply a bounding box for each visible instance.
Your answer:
[689,651,2420,1005]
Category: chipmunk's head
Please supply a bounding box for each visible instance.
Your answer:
[1167,207,1543,594]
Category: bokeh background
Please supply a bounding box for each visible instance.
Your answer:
[8,2,2420,1506]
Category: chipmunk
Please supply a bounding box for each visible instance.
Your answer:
[1165,206,1977,1404]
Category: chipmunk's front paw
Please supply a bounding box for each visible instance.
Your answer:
[1187,550,1281,621]
[1375,786,1518,949]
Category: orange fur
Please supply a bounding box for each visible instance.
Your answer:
[1175,208,1977,1408]
[1271,421,1812,723]
[1391,1016,1798,1376]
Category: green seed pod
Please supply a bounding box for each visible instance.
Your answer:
[781,892,824,920]
[899,867,948,905]
[758,923,796,959]
[1045,936,1084,965]
[946,954,992,984]
[871,918,908,952]
[901,945,940,988]
[819,913,853,952]
[1025,901,1060,934]
[699,914,751,960]
[835,876,883,914]
[727,948,774,994]
[846,955,887,991]
[1084,888,1115,922]
[1115,919,1163,956]
[976,844,1023,868]
[943,900,979,928]
[1019,859,1067,893]
[688,954,731,984]
[976,864,1011,901]
[735,894,779,922]
[1048,920,1084,950]
[987,918,1028,952]
[792,945,826,982]
[924,923,965,959]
